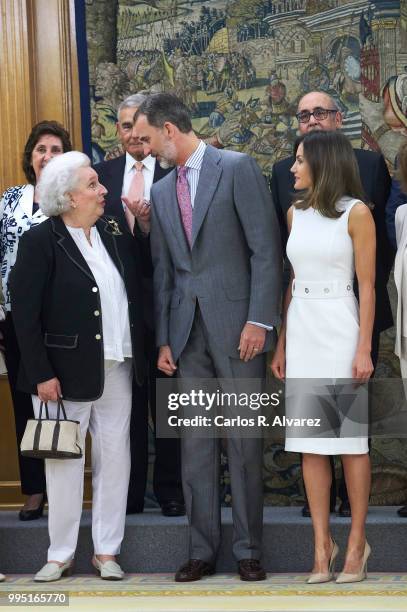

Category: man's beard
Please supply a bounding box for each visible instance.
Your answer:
[159,141,178,167]
[157,157,173,169]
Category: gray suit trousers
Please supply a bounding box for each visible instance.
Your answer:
[178,307,265,563]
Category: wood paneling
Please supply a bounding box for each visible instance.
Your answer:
[0,376,92,509]
[0,376,24,507]
[0,0,82,193]
[0,0,34,189]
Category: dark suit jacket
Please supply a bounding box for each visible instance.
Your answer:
[94,155,171,230]
[9,216,146,401]
[386,174,407,250]
[94,155,171,331]
[271,149,394,333]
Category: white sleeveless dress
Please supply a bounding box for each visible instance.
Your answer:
[285,197,369,455]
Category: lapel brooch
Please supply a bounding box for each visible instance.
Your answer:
[106,218,122,236]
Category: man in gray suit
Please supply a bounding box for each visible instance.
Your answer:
[134,94,282,582]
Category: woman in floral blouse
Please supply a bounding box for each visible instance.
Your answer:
[0,120,71,520]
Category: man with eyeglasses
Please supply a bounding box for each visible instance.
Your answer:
[271,90,394,518]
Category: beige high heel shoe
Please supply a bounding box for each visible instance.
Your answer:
[336,541,371,584]
[307,539,339,584]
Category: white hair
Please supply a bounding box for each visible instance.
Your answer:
[37,151,90,216]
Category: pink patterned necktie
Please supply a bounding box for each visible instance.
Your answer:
[125,161,144,232]
[176,166,192,247]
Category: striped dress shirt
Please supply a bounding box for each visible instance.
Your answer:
[179,140,206,208]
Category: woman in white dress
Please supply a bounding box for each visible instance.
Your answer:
[394,142,407,522]
[271,131,375,583]
[394,140,407,377]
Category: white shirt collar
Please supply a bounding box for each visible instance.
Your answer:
[125,152,155,174]
[184,140,206,171]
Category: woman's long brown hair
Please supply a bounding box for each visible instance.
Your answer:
[293,131,366,218]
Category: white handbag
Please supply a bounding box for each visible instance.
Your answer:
[21,399,83,459]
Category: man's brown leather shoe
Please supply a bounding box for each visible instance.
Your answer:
[175,559,215,582]
[238,559,266,581]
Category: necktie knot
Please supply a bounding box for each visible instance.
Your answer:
[135,161,143,172]
[177,166,188,180]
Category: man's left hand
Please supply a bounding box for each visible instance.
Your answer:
[238,323,266,362]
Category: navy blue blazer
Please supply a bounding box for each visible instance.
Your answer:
[94,155,172,331]
[94,155,172,230]
[10,216,146,401]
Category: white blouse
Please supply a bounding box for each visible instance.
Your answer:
[0,184,47,310]
[66,225,132,362]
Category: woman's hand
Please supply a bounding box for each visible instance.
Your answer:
[352,349,373,383]
[37,378,62,402]
[270,343,286,380]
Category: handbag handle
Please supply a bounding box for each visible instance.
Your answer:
[38,401,50,420]
[38,398,67,421]
[56,398,68,421]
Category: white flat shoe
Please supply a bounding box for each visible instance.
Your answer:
[34,561,73,582]
[0,573,5,582]
[92,557,124,580]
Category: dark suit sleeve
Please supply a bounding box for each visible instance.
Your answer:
[372,153,394,280]
[133,224,153,278]
[9,230,55,386]
[234,155,282,326]
[386,175,407,250]
[270,166,288,251]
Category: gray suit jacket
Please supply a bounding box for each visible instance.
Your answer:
[150,144,282,361]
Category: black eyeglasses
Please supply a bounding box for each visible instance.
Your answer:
[296,108,338,123]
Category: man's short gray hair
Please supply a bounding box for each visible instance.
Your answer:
[37,151,90,217]
[117,93,149,119]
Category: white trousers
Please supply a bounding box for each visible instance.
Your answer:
[32,359,132,562]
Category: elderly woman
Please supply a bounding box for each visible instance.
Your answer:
[10,151,146,582]
[0,120,71,520]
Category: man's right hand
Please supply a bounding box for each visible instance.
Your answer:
[157,345,177,376]
[37,377,62,402]
[121,196,151,234]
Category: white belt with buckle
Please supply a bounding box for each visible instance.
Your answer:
[291,279,354,298]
